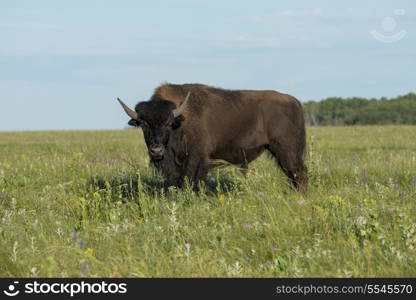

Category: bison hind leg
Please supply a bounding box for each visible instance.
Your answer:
[266,142,308,192]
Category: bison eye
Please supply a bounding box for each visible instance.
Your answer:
[172,115,185,129]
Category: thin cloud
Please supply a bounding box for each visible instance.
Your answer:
[232,8,408,24]
[0,22,200,56]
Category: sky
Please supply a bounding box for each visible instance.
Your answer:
[1,0,415,131]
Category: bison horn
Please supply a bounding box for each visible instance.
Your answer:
[117,98,138,120]
[172,92,191,118]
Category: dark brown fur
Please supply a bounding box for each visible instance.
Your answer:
[131,83,307,191]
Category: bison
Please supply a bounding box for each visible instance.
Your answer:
[117,83,307,191]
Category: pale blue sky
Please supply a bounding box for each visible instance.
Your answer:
[1,0,415,131]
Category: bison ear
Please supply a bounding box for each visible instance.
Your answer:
[128,119,140,127]
[172,115,185,129]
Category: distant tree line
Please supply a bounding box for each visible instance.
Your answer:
[303,93,416,126]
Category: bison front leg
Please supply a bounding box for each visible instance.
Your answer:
[179,154,208,190]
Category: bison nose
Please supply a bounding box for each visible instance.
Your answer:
[150,144,164,157]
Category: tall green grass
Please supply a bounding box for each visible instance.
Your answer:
[0,126,415,277]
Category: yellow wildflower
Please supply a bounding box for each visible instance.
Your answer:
[136,217,144,225]
[84,248,94,257]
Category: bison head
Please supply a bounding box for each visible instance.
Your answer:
[117,92,190,161]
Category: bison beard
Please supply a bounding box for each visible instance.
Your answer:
[118,83,308,192]
[151,138,184,186]
[152,155,181,186]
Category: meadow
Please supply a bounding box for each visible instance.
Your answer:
[0,126,415,277]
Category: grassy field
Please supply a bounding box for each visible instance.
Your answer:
[0,126,415,277]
